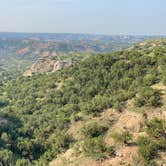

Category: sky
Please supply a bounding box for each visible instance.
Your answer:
[0,0,166,35]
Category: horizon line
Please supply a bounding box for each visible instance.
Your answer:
[0,31,166,37]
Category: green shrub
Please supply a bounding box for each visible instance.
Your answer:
[106,146,116,157]
[142,160,157,166]
[139,142,158,161]
[82,137,106,160]
[113,101,123,112]
[81,122,108,138]
[81,137,115,160]
[137,118,166,164]
[70,113,83,123]
[47,131,74,153]
[0,149,15,166]
[143,74,159,86]
[135,87,162,107]
[137,136,158,161]
[145,118,166,139]
[162,76,166,85]
[34,157,49,166]
[16,159,32,166]
[112,131,133,145]
[80,95,111,115]
[0,97,8,108]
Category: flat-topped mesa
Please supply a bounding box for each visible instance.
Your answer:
[23,59,72,76]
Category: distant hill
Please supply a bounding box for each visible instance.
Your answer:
[0,39,165,166]
[0,32,161,41]
[0,33,155,75]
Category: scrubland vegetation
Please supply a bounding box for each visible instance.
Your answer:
[0,39,166,165]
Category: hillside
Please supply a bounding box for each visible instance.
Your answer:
[0,33,159,76]
[23,52,93,76]
[24,38,166,76]
[0,39,165,166]
[0,34,143,75]
[0,32,153,42]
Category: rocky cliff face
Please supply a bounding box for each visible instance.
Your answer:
[23,58,72,76]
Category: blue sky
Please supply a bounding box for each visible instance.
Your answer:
[0,0,166,35]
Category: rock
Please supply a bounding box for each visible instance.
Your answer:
[23,58,73,76]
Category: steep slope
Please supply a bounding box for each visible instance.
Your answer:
[0,39,165,166]
[23,59,71,76]
[23,52,93,76]
[50,39,166,166]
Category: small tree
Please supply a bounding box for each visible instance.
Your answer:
[81,122,108,138]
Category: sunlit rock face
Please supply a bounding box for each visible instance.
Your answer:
[23,58,72,76]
